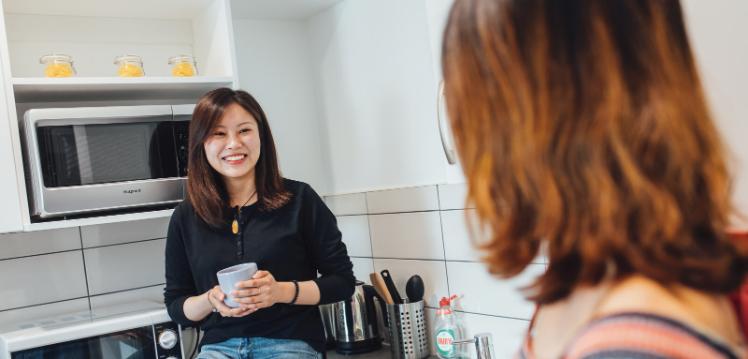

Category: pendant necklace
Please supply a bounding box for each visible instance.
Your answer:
[231,189,256,234]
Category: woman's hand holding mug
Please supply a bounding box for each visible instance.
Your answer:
[232,270,293,310]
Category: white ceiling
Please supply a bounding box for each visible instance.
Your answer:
[230,0,343,20]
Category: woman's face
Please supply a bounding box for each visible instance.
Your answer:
[203,103,261,184]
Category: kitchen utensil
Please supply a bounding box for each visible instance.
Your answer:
[333,280,385,354]
[370,272,394,305]
[385,300,429,358]
[405,275,424,302]
[380,269,403,303]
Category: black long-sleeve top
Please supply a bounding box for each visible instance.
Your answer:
[164,179,355,353]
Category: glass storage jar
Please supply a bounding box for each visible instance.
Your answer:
[168,55,198,77]
[114,55,145,77]
[40,54,76,78]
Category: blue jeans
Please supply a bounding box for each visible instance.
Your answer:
[196,337,322,359]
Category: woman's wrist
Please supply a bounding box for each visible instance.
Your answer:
[283,281,297,304]
[203,290,215,313]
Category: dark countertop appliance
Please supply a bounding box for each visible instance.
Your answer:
[332,280,384,355]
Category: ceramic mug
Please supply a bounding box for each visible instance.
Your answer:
[216,262,258,307]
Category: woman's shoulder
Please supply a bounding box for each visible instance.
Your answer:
[281,178,311,192]
[281,178,320,200]
[172,199,194,215]
[169,199,197,225]
[564,312,742,359]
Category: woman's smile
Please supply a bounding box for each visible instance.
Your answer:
[222,153,248,165]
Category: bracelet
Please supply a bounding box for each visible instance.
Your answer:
[289,280,300,305]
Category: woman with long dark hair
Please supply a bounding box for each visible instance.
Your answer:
[164,88,354,358]
[442,0,748,357]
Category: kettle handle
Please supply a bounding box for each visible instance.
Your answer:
[362,284,383,337]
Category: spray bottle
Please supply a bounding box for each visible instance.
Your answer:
[434,295,467,358]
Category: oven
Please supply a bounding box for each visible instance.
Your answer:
[0,304,184,359]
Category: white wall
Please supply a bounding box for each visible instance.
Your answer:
[682,0,748,226]
[232,19,330,194]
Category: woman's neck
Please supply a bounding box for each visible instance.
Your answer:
[224,176,256,208]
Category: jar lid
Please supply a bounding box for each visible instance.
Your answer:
[168,55,196,64]
[114,54,143,65]
[39,54,73,64]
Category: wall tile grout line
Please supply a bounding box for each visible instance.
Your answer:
[366,256,450,262]
[334,212,369,218]
[0,296,90,314]
[453,310,531,322]
[82,237,166,250]
[0,248,85,263]
[89,283,165,299]
[363,194,375,260]
[436,186,452,299]
[365,209,442,216]
[78,226,92,311]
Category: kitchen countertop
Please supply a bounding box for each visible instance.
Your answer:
[326,346,392,358]
[326,346,435,358]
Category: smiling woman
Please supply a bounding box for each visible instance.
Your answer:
[187,89,290,227]
[163,88,355,359]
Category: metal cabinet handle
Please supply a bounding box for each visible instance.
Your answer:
[437,80,457,165]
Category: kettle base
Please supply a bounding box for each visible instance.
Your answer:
[334,338,382,355]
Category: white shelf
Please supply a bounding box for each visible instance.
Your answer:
[23,209,174,232]
[12,76,234,102]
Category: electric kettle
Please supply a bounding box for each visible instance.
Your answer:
[332,280,384,354]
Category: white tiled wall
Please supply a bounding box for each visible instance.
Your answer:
[0,184,537,356]
[84,238,166,295]
[0,251,87,311]
[326,184,541,356]
[369,212,444,259]
[0,217,169,320]
[336,215,372,257]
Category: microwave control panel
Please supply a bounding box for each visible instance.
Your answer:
[154,321,183,359]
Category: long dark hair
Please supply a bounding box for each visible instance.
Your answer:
[442,0,748,303]
[187,88,290,227]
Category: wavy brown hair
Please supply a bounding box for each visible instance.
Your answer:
[442,0,748,303]
[187,88,290,228]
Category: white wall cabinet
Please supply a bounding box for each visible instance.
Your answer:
[232,0,463,196]
[0,0,238,233]
[0,3,23,233]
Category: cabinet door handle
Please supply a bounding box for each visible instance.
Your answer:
[437,80,457,164]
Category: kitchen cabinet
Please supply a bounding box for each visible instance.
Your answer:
[425,0,464,185]
[0,0,238,232]
[232,0,463,196]
[0,4,23,234]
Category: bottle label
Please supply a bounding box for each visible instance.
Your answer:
[436,328,456,357]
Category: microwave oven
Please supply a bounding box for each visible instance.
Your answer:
[23,104,193,219]
[0,302,184,359]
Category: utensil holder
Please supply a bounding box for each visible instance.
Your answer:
[385,300,429,359]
